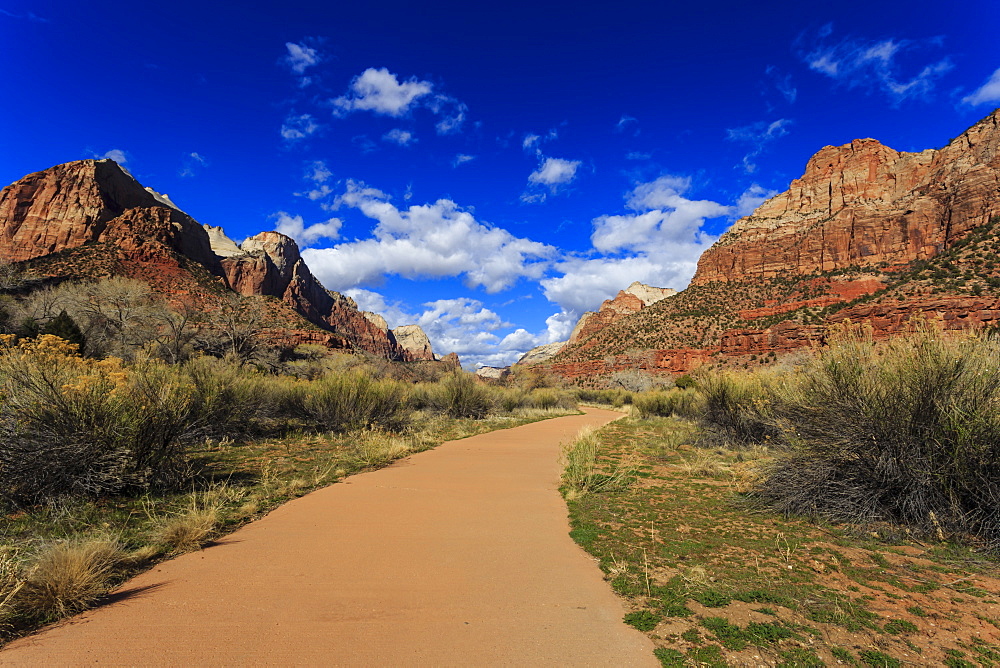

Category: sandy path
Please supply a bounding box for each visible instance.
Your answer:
[2,408,656,666]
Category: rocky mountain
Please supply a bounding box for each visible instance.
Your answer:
[567,281,677,346]
[546,109,1000,384]
[391,324,435,361]
[0,159,433,361]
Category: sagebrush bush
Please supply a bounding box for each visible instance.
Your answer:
[0,337,198,503]
[286,371,410,432]
[696,371,782,446]
[182,355,270,439]
[427,372,496,418]
[756,325,1000,543]
[633,388,699,418]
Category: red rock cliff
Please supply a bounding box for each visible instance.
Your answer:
[693,109,1000,283]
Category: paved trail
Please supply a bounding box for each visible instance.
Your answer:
[2,408,656,666]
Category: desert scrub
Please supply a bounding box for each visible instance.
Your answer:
[424,371,496,418]
[633,388,698,418]
[561,426,634,497]
[0,336,199,503]
[283,370,410,433]
[756,323,1000,543]
[695,370,782,446]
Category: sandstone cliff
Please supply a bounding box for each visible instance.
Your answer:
[392,324,434,361]
[0,159,406,359]
[694,109,1000,284]
[547,110,1000,383]
[567,281,677,346]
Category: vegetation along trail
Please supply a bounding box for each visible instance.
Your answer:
[2,408,656,666]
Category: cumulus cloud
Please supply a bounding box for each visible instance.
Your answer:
[963,67,1000,106]
[798,25,953,104]
[540,176,728,315]
[522,134,540,150]
[452,154,475,167]
[524,157,583,200]
[285,42,320,74]
[332,67,433,117]
[330,67,468,134]
[726,118,791,173]
[301,182,555,293]
[307,160,332,183]
[382,128,415,146]
[281,113,320,141]
[272,212,342,247]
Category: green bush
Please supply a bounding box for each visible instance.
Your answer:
[291,370,409,432]
[696,371,781,446]
[633,388,698,418]
[0,336,197,503]
[756,324,1000,543]
[427,371,495,419]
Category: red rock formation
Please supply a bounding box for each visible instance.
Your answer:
[0,160,406,360]
[0,160,186,262]
[568,282,676,345]
[694,109,1000,284]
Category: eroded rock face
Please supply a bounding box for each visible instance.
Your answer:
[568,282,677,345]
[475,366,510,381]
[694,109,1000,284]
[0,160,406,360]
[0,159,194,262]
[392,324,434,361]
[517,341,566,365]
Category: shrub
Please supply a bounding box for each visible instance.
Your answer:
[352,429,413,467]
[696,371,781,447]
[153,491,224,553]
[427,372,495,419]
[290,370,409,432]
[756,324,1000,543]
[182,355,270,438]
[633,388,698,418]
[0,336,198,503]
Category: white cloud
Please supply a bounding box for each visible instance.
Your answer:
[272,211,342,247]
[626,151,652,161]
[734,184,778,217]
[522,134,540,150]
[295,185,334,201]
[382,128,415,146]
[963,67,1000,106]
[285,42,320,74]
[527,157,581,191]
[616,115,638,134]
[281,113,320,141]
[332,67,433,117]
[726,119,791,173]
[452,154,475,167]
[307,160,332,183]
[429,96,468,135]
[301,181,555,293]
[540,176,727,316]
[100,149,128,165]
[799,25,953,104]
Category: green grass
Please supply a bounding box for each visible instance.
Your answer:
[563,415,1000,666]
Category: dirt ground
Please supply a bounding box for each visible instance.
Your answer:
[1,408,656,666]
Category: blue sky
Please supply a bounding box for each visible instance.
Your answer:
[2,0,999,367]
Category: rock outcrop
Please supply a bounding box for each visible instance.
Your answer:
[517,341,566,365]
[693,109,1000,284]
[391,324,434,361]
[545,109,1000,382]
[0,159,406,359]
[475,366,510,381]
[567,281,677,346]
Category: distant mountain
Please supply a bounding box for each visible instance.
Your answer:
[546,109,1000,384]
[0,159,434,361]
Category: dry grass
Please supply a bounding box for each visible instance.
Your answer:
[0,548,26,630]
[561,426,636,498]
[152,491,226,553]
[19,538,123,620]
[352,429,414,467]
